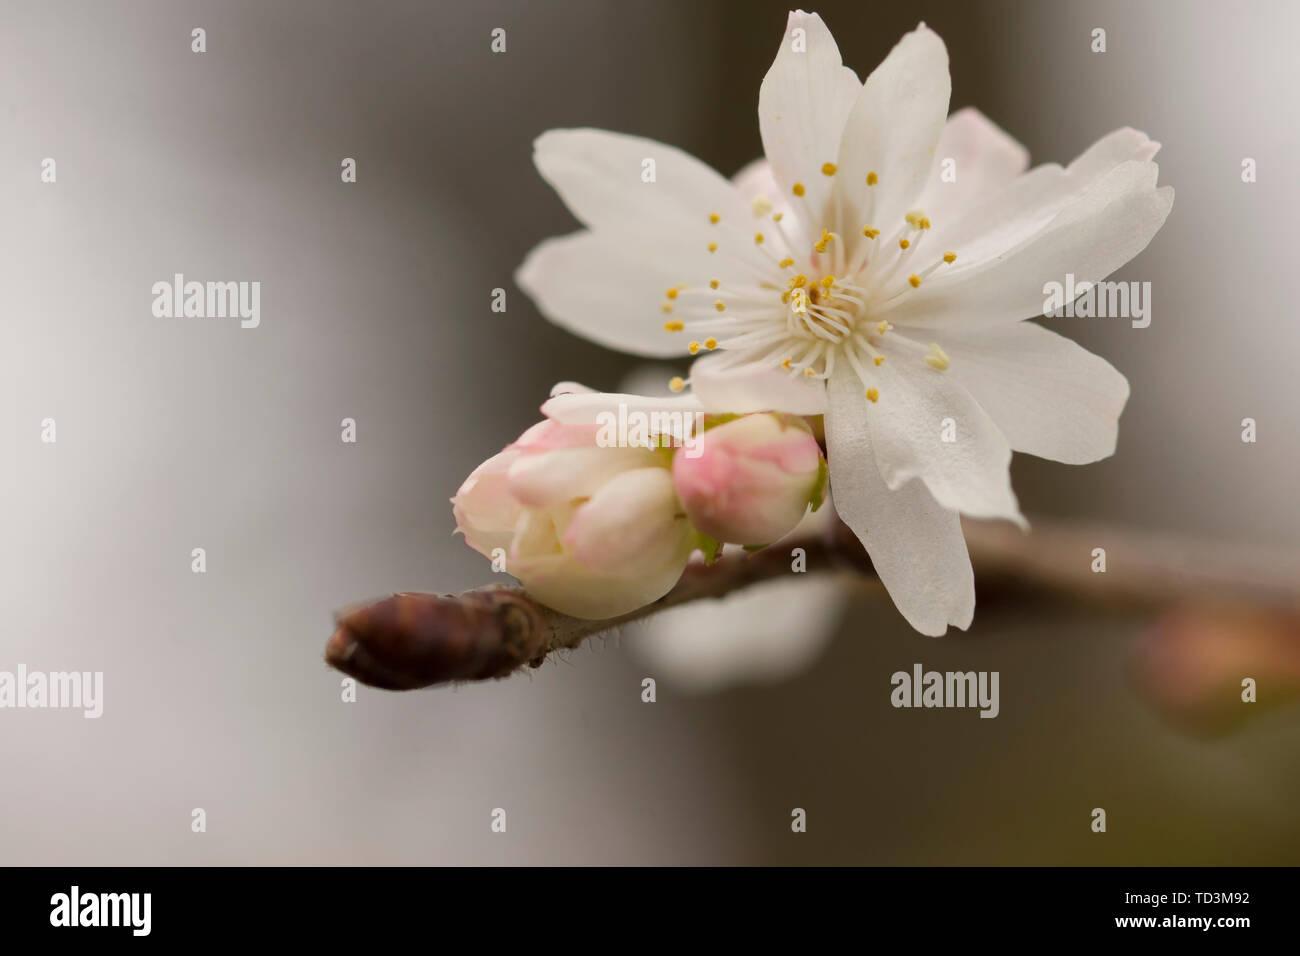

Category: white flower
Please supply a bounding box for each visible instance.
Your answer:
[518,11,1173,635]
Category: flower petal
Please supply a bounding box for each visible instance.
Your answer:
[834,24,951,250]
[859,351,1025,526]
[688,351,828,415]
[531,128,770,270]
[826,366,973,635]
[881,159,1173,329]
[935,322,1130,464]
[758,11,862,227]
[517,229,703,357]
[912,107,1029,225]
[541,387,703,427]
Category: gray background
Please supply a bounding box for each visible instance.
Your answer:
[0,0,1296,863]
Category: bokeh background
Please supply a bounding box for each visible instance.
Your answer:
[1,0,1297,864]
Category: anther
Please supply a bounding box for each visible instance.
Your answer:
[821,162,838,176]
[866,387,879,402]
[925,343,950,371]
[669,376,685,392]
[792,182,805,197]
[663,320,684,332]
[866,171,879,186]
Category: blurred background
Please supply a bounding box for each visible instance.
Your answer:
[1,0,1297,864]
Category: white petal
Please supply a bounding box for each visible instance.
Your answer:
[935,322,1130,464]
[825,367,973,635]
[541,387,703,426]
[507,445,659,508]
[517,230,700,357]
[834,24,951,249]
[882,159,1173,329]
[758,11,862,228]
[912,107,1029,225]
[688,351,828,415]
[861,351,1025,526]
[531,128,770,270]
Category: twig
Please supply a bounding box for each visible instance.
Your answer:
[324,515,1300,691]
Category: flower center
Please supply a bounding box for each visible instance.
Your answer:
[658,169,959,399]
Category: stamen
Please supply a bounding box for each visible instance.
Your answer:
[669,376,686,392]
[908,274,921,288]
[709,213,720,225]
[866,387,879,402]
[688,341,702,355]
[866,171,879,186]
[754,232,765,245]
[714,300,726,312]
[899,238,910,250]
[792,182,806,197]
[751,196,773,217]
[874,355,885,366]
[665,288,679,300]
[707,242,717,253]
[943,252,957,264]
[663,320,684,332]
[778,258,794,269]
[861,226,880,239]
[925,343,950,371]
[704,337,718,350]
[710,279,720,289]
[821,162,838,176]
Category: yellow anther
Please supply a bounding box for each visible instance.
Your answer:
[919,217,931,230]
[861,226,880,239]
[905,212,918,226]
[877,321,889,334]
[790,274,807,288]
[943,251,957,264]
[709,278,720,289]
[751,195,773,217]
[708,242,718,253]
[704,337,718,350]
[820,275,835,288]
[709,212,720,224]
[661,304,673,314]
[821,162,838,176]
[778,257,794,269]
[781,291,791,304]
[899,238,910,250]
[908,274,922,288]
[781,358,793,370]
[866,387,880,402]
[925,344,951,371]
[714,299,726,312]
[804,366,816,377]
[873,355,885,366]
[669,376,685,393]
[754,232,765,245]
[665,288,679,300]
[773,212,784,222]
[688,341,702,355]
[792,182,806,197]
[866,171,879,186]
[807,286,820,304]
[663,320,684,332]
[814,240,828,254]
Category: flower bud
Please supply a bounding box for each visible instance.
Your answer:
[452,420,695,619]
[671,413,825,546]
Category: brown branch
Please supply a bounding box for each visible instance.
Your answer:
[324,515,1300,691]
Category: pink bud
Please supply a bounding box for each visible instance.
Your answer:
[672,413,825,546]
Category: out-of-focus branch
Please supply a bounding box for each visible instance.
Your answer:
[324,515,1300,691]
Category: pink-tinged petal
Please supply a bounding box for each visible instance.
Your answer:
[912,107,1029,225]
[826,365,974,635]
[834,24,951,254]
[881,159,1173,329]
[862,352,1025,527]
[563,466,694,579]
[758,11,862,229]
[451,448,523,557]
[688,351,828,415]
[507,445,661,508]
[936,322,1130,464]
